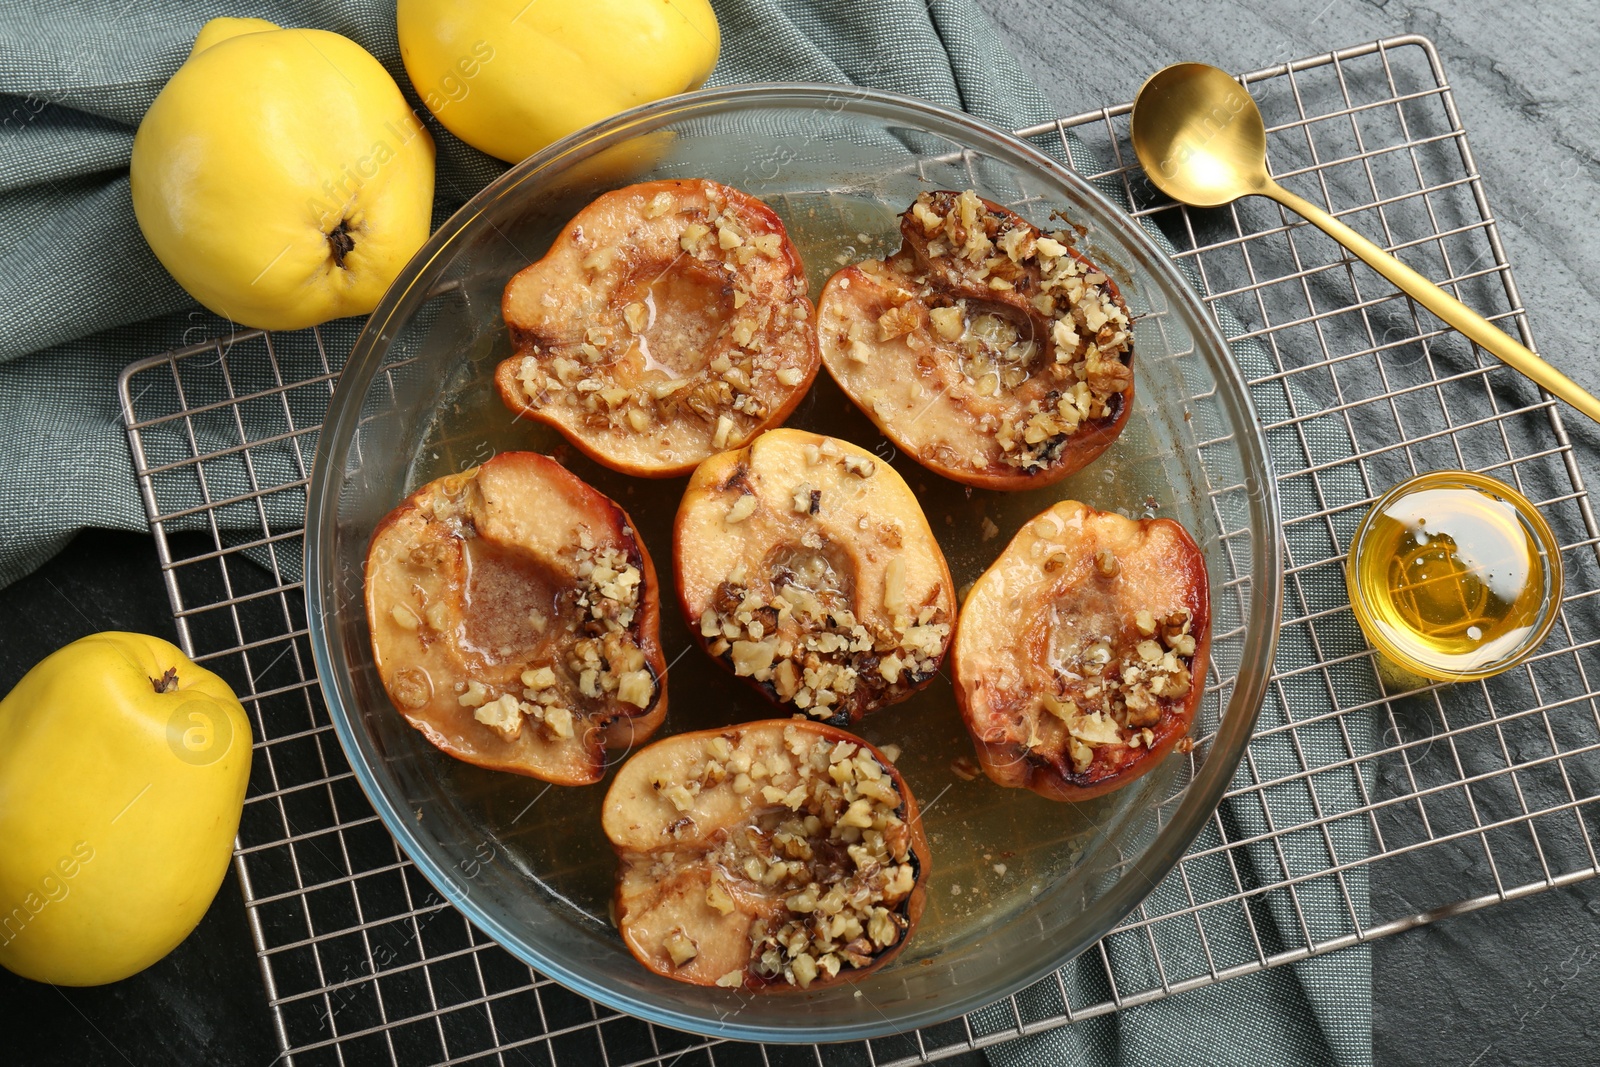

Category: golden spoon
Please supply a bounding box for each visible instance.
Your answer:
[1130,62,1600,425]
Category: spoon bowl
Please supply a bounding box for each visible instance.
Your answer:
[1131,63,1270,207]
[1130,61,1600,426]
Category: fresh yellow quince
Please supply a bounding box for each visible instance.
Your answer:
[0,633,251,986]
[131,18,436,330]
[396,0,719,164]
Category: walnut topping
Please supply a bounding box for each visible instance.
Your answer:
[661,730,918,989]
[859,191,1133,475]
[645,191,674,218]
[1045,609,1197,757]
[664,928,699,967]
[928,305,963,341]
[680,430,953,726]
[841,454,876,478]
[461,657,585,745]
[456,533,656,746]
[699,565,950,723]
[499,182,818,476]
[712,413,735,451]
[473,693,524,741]
[617,669,654,708]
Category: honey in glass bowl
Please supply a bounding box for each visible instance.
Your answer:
[1346,470,1563,682]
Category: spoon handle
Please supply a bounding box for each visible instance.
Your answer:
[1263,180,1600,426]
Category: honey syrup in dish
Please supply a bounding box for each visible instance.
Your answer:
[1349,472,1560,681]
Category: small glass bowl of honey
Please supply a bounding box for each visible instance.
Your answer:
[1346,470,1563,683]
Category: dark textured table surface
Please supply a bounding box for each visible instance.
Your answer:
[7,1,1600,1063]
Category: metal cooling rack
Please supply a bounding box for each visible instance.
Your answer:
[118,35,1600,1066]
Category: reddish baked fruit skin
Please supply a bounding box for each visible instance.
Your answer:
[602,720,929,991]
[953,501,1210,801]
[364,452,667,785]
[673,429,956,727]
[496,179,820,478]
[819,190,1135,490]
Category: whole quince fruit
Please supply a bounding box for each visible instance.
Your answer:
[0,633,251,986]
[396,0,719,164]
[131,18,436,330]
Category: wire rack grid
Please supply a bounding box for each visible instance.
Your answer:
[117,34,1600,1066]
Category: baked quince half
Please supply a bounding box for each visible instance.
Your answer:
[496,179,819,477]
[364,452,666,784]
[818,190,1134,489]
[953,501,1209,801]
[602,721,929,990]
[674,429,955,726]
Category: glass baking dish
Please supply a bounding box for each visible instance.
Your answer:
[305,84,1281,1043]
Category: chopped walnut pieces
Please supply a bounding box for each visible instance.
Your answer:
[731,639,777,677]
[928,305,964,341]
[677,430,954,724]
[877,302,922,342]
[520,665,555,691]
[841,454,876,478]
[544,705,576,739]
[617,670,655,708]
[694,563,949,724]
[472,693,524,741]
[818,190,1133,487]
[954,501,1208,801]
[496,181,819,478]
[645,190,674,218]
[366,453,667,787]
[679,221,710,252]
[1045,608,1199,756]
[622,301,649,333]
[663,928,699,967]
[605,724,924,991]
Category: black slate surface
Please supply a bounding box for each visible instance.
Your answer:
[7,1,1600,1064]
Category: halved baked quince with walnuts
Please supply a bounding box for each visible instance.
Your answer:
[674,429,955,726]
[818,190,1134,489]
[602,720,928,990]
[953,501,1209,801]
[495,179,820,477]
[364,452,666,784]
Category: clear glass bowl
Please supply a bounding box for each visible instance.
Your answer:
[306,85,1281,1043]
